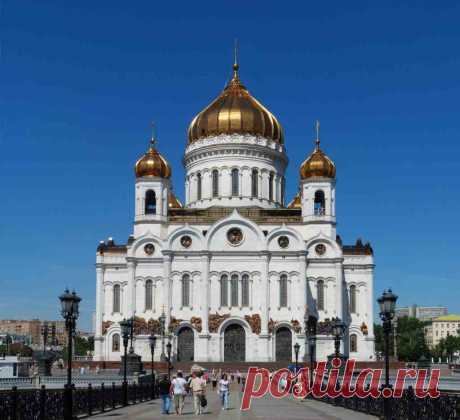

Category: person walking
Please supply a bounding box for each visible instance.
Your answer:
[190,371,206,415]
[218,373,230,410]
[158,374,172,415]
[171,371,187,415]
[211,370,217,390]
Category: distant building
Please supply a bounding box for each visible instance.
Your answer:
[0,319,66,347]
[395,304,448,322]
[425,314,460,348]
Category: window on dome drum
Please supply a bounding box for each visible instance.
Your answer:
[196,173,202,200]
[231,274,238,307]
[350,285,357,314]
[113,284,121,313]
[220,275,228,307]
[317,280,324,311]
[231,169,239,196]
[251,169,258,198]
[314,190,325,215]
[269,172,274,201]
[279,274,288,307]
[350,334,358,352]
[145,280,153,311]
[182,274,190,307]
[242,274,249,307]
[145,190,156,214]
[112,334,120,352]
[212,170,219,197]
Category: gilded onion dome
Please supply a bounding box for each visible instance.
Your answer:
[287,191,301,209]
[168,191,183,208]
[187,62,284,144]
[300,123,336,179]
[135,139,172,178]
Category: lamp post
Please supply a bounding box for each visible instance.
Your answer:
[148,333,156,399]
[120,318,131,406]
[166,341,172,380]
[331,317,346,359]
[294,342,300,374]
[305,314,317,388]
[377,289,398,420]
[159,311,166,361]
[59,289,81,420]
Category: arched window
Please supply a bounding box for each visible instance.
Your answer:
[251,169,258,198]
[279,274,288,307]
[112,334,120,352]
[145,280,153,311]
[242,274,249,307]
[113,284,121,313]
[182,274,190,307]
[269,172,274,201]
[350,334,358,352]
[212,170,219,197]
[317,280,324,311]
[314,190,325,215]
[231,169,239,196]
[350,285,357,314]
[231,274,238,307]
[145,190,156,214]
[220,275,228,307]
[196,173,202,200]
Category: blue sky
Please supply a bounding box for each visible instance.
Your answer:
[1,1,459,331]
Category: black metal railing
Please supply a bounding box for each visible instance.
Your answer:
[0,382,156,420]
[308,386,460,420]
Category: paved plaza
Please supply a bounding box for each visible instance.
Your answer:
[92,383,376,420]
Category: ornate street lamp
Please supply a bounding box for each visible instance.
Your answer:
[120,318,131,406]
[166,341,172,380]
[148,332,157,399]
[293,342,300,374]
[59,289,81,420]
[331,317,346,358]
[305,314,317,388]
[378,289,398,420]
[159,311,166,361]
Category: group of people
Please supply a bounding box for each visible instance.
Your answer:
[157,370,233,415]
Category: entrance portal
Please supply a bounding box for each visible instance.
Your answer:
[224,324,245,362]
[275,327,292,361]
[177,327,194,362]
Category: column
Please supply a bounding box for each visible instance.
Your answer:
[298,252,307,317]
[200,253,210,334]
[127,260,136,318]
[162,252,173,327]
[185,177,190,204]
[203,170,211,200]
[94,265,105,360]
[259,252,271,361]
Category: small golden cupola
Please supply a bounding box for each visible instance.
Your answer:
[135,138,172,178]
[187,60,284,144]
[287,191,301,209]
[299,121,336,180]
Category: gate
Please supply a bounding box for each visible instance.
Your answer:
[224,324,245,362]
[275,327,292,361]
[177,327,194,361]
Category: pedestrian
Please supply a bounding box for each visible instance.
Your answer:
[190,371,206,415]
[218,373,230,410]
[158,374,172,415]
[171,371,187,415]
[211,370,217,390]
[236,370,241,384]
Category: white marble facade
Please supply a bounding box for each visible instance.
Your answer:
[93,64,375,364]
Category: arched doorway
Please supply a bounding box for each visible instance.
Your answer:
[177,327,194,361]
[275,327,292,362]
[224,324,245,362]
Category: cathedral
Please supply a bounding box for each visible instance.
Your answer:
[93,60,375,363]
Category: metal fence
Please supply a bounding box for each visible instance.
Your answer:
[309,386,460,420]
[0,382,155,420]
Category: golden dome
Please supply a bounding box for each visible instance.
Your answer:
[287,192,301,209]
[168,191,183,208]
[188,63,283,144]
[135,140,172,178]
[300,138,336,180]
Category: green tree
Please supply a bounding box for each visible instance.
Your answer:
[395,317,429,362]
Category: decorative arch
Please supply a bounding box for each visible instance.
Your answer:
[167,225,205,250]
[266,225,306,251]
[127,231,164,258]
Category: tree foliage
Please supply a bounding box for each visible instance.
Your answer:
[395,317,430,362]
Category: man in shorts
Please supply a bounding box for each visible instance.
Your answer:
[171,371,187,415]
